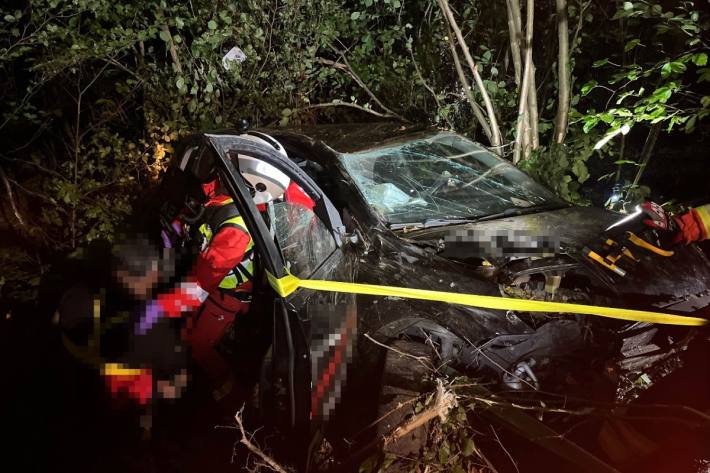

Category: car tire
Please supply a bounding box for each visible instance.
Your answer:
[376,339,435,462]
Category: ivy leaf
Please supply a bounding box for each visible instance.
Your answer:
[593,58,609,68]
[350,11,360,20]
[581,80,597,96]
[159,29,171,42]
[693,53,708,66]
[624,39,640,52]
[572,160,589,183]
[207,20,217,30]
[661,61,686,78]
[583,116,599,133]
[701,96,710,108]
[623,1,633,11]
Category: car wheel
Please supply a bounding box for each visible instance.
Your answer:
[376,339,435,461]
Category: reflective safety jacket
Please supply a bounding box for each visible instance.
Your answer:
[156,193,253,319]
[675,204,710,244]
[197,200,254,290]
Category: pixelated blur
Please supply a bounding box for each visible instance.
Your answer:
[309,298,357,421]
[443,228,561,257]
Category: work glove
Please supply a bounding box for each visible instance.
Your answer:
[640,201,682,249]
[102,363,154,406]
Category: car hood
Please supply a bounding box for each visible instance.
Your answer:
[402,206,617,258]
[399,206,710,308]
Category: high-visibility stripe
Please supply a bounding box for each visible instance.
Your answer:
[101,363,147,376]
[199,209,255,289]
[694,204,710,241]
[266,272,707,327]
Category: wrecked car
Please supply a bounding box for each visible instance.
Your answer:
[155,123,710,470]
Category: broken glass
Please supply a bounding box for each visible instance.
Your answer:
[271,200,337,277]
[339,133,558,225]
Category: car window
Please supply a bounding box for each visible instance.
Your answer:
[338,132,558,225]
[227,150,338,278]
[271,198,337,278]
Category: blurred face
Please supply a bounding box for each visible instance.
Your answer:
[115,268,159,301]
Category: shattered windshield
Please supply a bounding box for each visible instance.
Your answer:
[339,133,558,225]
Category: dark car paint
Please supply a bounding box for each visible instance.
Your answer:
[403,206,710,307]
[267,125,710,315]
[166,126,709,470]
[162,134,360,470]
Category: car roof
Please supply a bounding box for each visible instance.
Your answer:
[202,121,442,154]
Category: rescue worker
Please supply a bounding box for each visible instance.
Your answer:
[53,236,188,469]
[640,201,710,245]
[141,134,303,401]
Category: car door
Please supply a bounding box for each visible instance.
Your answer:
[205,134,358,470]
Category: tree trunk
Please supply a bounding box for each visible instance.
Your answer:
[505,0,523,86]
[630,123,661,190]
[438,0,503,150]
[553,0,570,144]
[161,24,183,74]
[445,29,493,141]
[528,64,539,150]
[513,0,534,164]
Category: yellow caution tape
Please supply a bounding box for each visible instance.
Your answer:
[101,363,146,377]
[267,272,707,327]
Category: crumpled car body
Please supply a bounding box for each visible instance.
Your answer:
[266,122,710,399]
[157,125,709,470]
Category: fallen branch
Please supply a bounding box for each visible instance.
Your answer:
[319,49,408,122]
[409,47,454,129]
[383,379,457,447]
[297,101,395,119]
[364,333,437,372]
[234,407,290,473]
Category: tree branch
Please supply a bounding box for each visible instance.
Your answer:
[320,49,408,122]
[629,122,661,192]
[234,407,290,473]
[528,65,540,150]
[0,166,25,228]
[513,0,535,164]
[438,0,503,150]
[554,0,571,144]
[409,47,454,129]
[297,101,395,119]
[161,24,183,74]
[444,24,493,142]
[506,0,524,86]
[383,379,456,447]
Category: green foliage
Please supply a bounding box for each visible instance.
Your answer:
[1,0,708,302]
[578,2,710,138]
